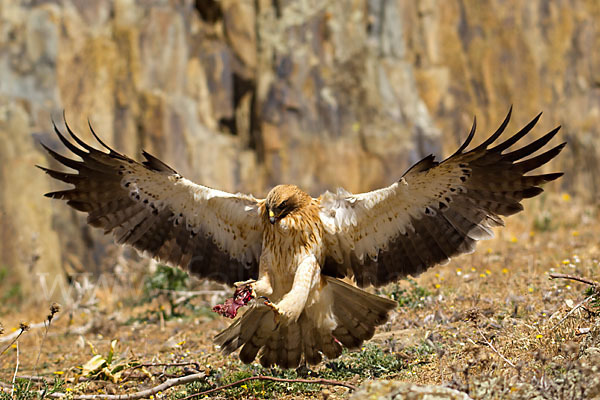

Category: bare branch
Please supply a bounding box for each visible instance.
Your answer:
[551,294,596,331]
[549,273,599,287]
[178,375,357,399]
[0,317,59,344]
[477,329,517,368]
[0,326,29,356]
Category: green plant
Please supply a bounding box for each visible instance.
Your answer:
[0,377,64,400]
[78,340,139,382]
[384,278,431,309]
[584,286,600,314]
[323,344,405,380]
[0,266,22,314]
[142,264,192,318]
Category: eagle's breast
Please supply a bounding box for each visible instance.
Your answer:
[260,202,324,297]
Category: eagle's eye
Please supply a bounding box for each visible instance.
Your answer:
[279,200,288,209]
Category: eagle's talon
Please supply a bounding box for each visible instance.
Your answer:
[233,280,257,299]
[263,299,281,323]
[234,279,256,288]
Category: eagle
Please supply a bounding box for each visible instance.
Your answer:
[40,108,564,369]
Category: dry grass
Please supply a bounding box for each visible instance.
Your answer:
[0,193,598,399]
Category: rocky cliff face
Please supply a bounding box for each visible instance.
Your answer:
[0,0,596,298]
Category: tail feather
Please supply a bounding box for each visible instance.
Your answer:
[214,306,272,359]
[213,278,397,368]
[281,323,302,368]
[320,332,343,359]
[300,314,322,365]
[328,277,396,349]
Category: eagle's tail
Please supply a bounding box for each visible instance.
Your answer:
[214,278,396,368]
[327,277,397,350]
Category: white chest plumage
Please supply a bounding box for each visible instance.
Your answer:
[259,209,324,299]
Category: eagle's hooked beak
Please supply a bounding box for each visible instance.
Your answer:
[268,209,276,224]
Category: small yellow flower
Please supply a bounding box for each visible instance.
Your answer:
[510,236,518,243]
[486,248,493,254]
[561,193,571,202]
[435,283,441,289]
[471,267,476,272]
[528,287,534,293]
[435,273,440,278]
[535,334,543,339]
[65,388,72,392]
[571,231,579,237]
[502,268,509,274]
[566,285,571,289]
[529,231,535,237]
[479,273,486,278]
[53,371,64,375]
[562,259,570,265]
[485,270,491,275]
[177,340,186,346]
[241,384,248,390]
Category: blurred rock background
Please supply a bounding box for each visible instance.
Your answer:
[0,0,597,302]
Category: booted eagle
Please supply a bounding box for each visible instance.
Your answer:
[41,109,564,368]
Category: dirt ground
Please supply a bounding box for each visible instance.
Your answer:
[1,193,599,399]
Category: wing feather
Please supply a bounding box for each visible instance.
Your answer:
[320,109,564,287]
[41,119,263,285]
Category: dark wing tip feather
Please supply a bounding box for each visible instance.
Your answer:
[448,115,477,158]
[44,191,65,199]
[39,141,85,171]
[515,142,566,173]
[63,111,97,153]
[51,118,88,158]
[474,106,513,150]
[87,119,124,158]
[37,165,82,184]
[142,150,178,173]
[540,172,564,182]
[490,111,543,153]
[402,154,437,177]
[503,126,562,162]
[521,186,544,198]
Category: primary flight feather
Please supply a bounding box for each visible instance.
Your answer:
[41,108,564,368]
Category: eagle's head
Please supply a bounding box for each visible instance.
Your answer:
[264,184,312,224]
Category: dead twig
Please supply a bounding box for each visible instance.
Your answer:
[551,294,596,331]
[477,328,517,368]
[29,304,61,393]
[549,273,599,287]
[0,323,30,356]
[130,361,201,371]
[0,318,57,344]
[178,375,358,399]
[11,342,19,397]
[549,273,598,330]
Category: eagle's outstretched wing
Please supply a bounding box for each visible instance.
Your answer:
[40,120,263,285]
[319,108,565,287]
